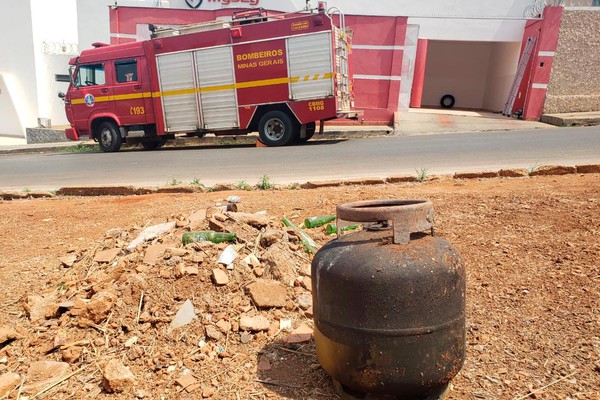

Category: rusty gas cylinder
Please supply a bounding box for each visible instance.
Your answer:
[312,200,465,399]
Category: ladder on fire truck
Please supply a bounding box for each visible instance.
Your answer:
[503,36,537,117]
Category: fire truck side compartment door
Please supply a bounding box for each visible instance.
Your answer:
[287,32,334,101]
[194,46,239,130]
[156,52,200,132]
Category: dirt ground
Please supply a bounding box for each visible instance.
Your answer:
[0,174,598,400]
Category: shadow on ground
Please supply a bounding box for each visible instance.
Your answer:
[257,339,338,399]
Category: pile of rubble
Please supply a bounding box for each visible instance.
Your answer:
[0,199,333,399]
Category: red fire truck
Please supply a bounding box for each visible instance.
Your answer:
[60,6,354,152]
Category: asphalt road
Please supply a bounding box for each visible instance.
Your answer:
[1,126,600,191]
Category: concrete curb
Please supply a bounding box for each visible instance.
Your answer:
[541,114,600,127]
[1,164,598,201]
[499,169,528,178]
[454,171,499,179]
[529,165,577,176]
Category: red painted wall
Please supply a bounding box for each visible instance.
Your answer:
[109,7,407,125]
[513,6,564,121]
[344,15,407,123]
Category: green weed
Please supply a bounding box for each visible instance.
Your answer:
[415,167,429,182]
[236,180,252,191]
[190,178,204,187]
[527,162,540,175]
[257,175,273,190]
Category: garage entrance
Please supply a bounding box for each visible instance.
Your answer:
[421,40,522,112]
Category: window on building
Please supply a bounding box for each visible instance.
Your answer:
[115,59,138,83]
[55,74,70,82]
[75,64,105,86]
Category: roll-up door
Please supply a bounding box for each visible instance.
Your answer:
[287,32,334,101]
[195,46,239,130]
[156,52,199,132]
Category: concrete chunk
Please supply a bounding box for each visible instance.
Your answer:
[212,269,229,286]
[239,315,270,332]
[60,254,77,267]
[24,361,71,393]
[175,374,200,393]
[170,299,196,330]
[143,244,169,265]
[127,221,176,251]
[94,248,121,263]
[189,209,207,230]
[246,280,287,308]
[0,327,20,344]
[283,324,314,344]
[102,359,136,393]
[0,372,20,397]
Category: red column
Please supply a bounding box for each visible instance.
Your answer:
[410,39,428,108]
[522,6,563,120]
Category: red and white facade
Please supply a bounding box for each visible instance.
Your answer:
[0,0,576,137]
[104,0,567,124]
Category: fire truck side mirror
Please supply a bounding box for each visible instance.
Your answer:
[58,91,66,99]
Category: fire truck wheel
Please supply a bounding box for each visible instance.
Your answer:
[141,138,166,150]
[258,111,297,147]
[296,122,316,143]
[98,121,122,152]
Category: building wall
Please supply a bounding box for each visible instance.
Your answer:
[30,0,79,127]
[0,1,37,137]
[544,9,600,113]
[77,0,111,51]
[483,42,521,111]
[0,0,78,137]
[103,0,532,43]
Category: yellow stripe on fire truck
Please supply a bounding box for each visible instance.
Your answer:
[71,72,333,105]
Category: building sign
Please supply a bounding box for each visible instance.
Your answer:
[186,0,260,8]
[42,41,79,56]
[185,0,203,8]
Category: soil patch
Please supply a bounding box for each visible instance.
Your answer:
[0,175,598,399]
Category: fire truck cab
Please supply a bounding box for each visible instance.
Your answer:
[61,6,354,152]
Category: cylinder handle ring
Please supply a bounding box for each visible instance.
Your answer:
[336,199,434,244]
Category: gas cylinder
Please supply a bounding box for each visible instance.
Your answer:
[312,200,465,399]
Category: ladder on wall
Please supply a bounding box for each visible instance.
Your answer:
[503,36,537,117]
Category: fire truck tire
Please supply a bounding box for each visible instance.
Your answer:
[141,138,166,150]
[296,122,316,143]
[258,111,297,147]
[98,121,122,152]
